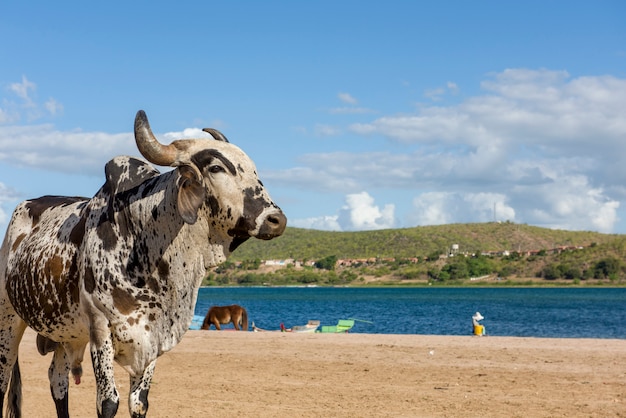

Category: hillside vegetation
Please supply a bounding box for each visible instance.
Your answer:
[231,222,617,261]
[205,223,626,287]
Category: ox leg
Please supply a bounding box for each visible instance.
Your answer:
[128,359,156,418]
[90,335,119,418]
[48,346,71,418]
[0,317,26,416]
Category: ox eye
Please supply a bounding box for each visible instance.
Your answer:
[208,165,225,174]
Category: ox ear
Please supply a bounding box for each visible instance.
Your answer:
[176,164,206,224]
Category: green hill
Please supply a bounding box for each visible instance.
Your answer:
[231,222,619,261]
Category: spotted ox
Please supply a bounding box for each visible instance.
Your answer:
[0,110,286,417]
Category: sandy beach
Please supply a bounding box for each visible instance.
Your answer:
[15,328,625,417]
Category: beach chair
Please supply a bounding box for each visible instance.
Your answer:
[336,319,355,332]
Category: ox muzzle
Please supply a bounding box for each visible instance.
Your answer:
[257,209,287,240]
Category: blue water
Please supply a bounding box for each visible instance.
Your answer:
[193,287,626,339]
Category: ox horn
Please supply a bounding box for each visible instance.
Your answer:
[134,110,178,166]
[202,128,229,143]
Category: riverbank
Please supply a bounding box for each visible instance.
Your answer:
[17,328,625,417]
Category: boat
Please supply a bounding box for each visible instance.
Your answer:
[252,320,320,333]
[319,319,355,333]
[290,320,320,333]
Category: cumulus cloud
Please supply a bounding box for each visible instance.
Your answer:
[337,192,395,231]
[409,192,515,226]
[291,192,395,231]
[163,128,206,141]
[0,74,197,176]
[2,70,625,234]
[509,173,619,233]
[355,69,626,150]
[286,69,626,232]
[0,124,134,175]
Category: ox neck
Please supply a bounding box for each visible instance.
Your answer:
[133,172,230,275]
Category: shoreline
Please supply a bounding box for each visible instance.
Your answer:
[199,282,626,288]
[17,328,626,417]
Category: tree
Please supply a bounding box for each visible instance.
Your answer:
[466,256,492,277]
[241,258,261,270]
[541,264,560,280]
[593,257,621,279]
[315,255,337,271]
[441,259,469,279]
[563,265,582,280]
[498,265,516,278]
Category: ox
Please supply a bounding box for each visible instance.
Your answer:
[0,110,286,417]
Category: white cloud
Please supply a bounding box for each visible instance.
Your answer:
[281,69,626,232]
[337,192,395,231]
[0,182,21,228]
[264,152,416,193]
[163,128,206,141]
[44,98,64,116]
[290,215,341,231]
[338,92,358,104]
[402,160,620,232]
[423,81,460,101]
[292,192,395,231]
[357,69,626,150]
[2,70,625,234]
[410,192,453,225]
[0,108,13,124]
[410,192,515,226]
[330,92,375,114]
[424,87,445,101]
[510,173,619,233]
[447,81,459,94]
[2,75,63,123]
[0,124,135,175]
[9,75,36,105]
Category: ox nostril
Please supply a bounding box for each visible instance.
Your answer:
[259,211,287,238]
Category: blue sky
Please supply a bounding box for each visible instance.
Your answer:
[1,1,626,235]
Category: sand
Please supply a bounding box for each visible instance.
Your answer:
[14,328,626,417]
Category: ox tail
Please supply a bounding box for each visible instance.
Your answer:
[7,358,22,418]
[241,309,249,331]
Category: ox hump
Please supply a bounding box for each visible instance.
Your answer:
[105,156,160,195]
